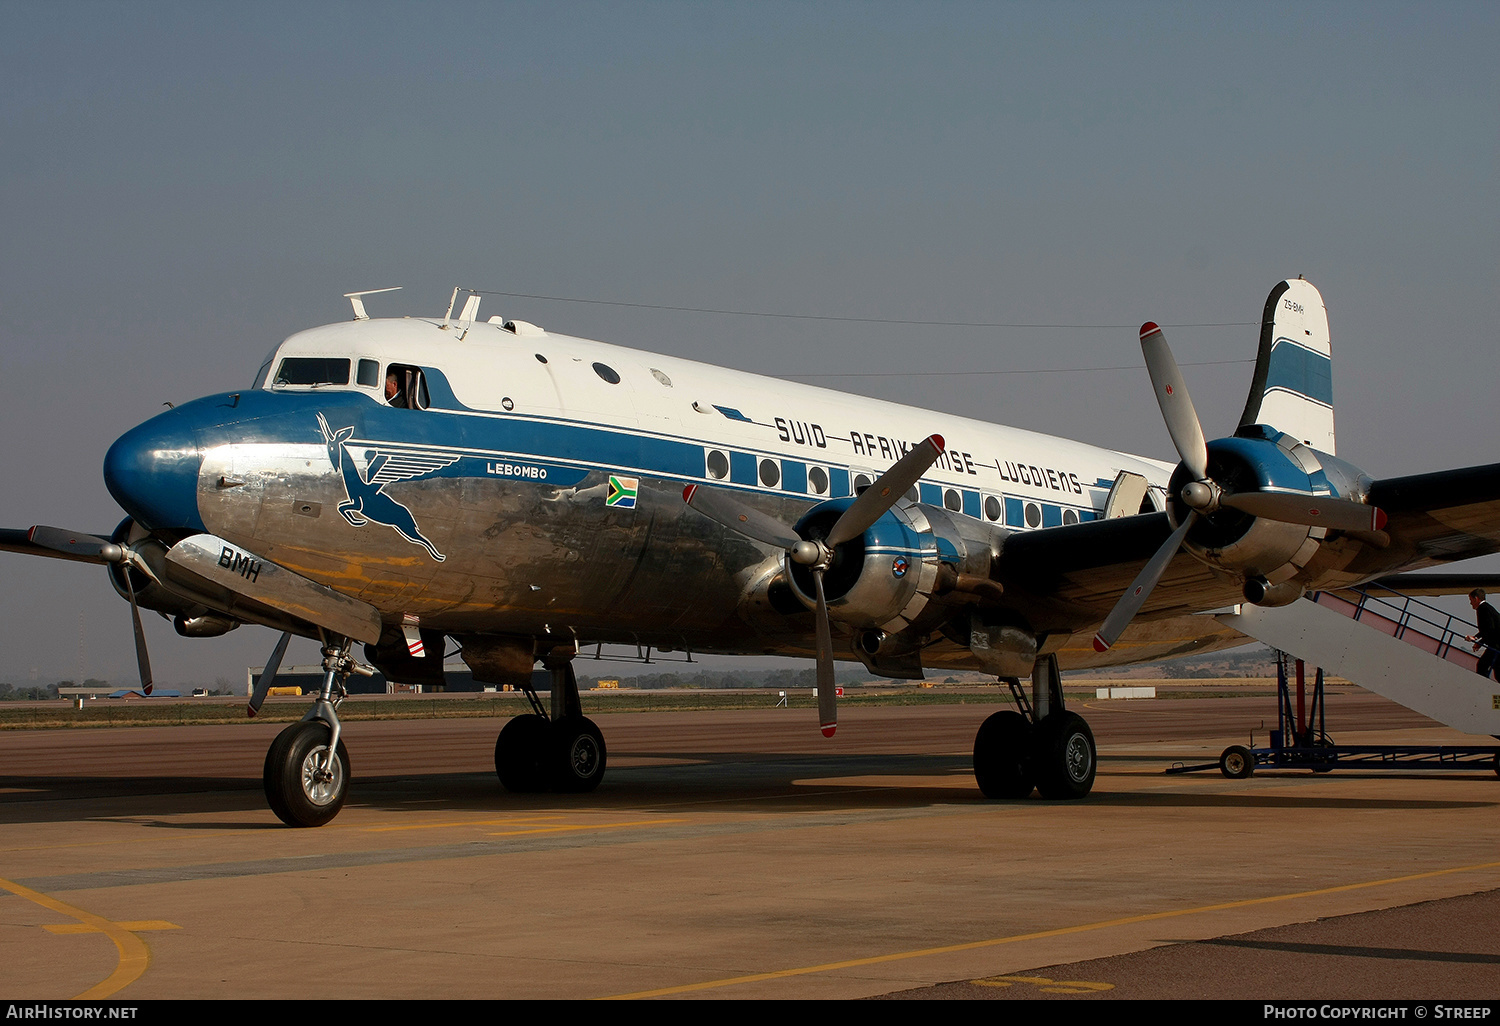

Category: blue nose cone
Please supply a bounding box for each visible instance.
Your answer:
[104,408,206,532]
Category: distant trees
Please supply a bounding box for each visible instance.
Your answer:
[0,681,63,700]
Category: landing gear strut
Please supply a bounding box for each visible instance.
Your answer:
[973,654,1096,800]
[494,647,608,794]
[263,635,370,827]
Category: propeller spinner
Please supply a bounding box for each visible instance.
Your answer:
[685,433,945,736]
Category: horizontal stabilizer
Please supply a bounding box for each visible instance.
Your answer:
[1352,573,1500,598]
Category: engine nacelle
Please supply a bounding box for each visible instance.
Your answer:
[1168,428,1369,590]
[785,499,996,633]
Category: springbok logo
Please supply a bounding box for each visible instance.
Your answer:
[317,413,457,562]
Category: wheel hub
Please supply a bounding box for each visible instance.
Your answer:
[1063,732,1092,783]
[569,735,601,777]
[300,745,343,806]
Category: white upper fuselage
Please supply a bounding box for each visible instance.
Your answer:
[260,312,1174,533]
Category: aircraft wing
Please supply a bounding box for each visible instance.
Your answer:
[991,512,1236,634]
[991,461,1500,636]
[1353,462,1500,574]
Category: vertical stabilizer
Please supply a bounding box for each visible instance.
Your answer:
[1238,278,1335,454]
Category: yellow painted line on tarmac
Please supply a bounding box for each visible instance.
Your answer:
[0,830,247,855]
[606,858,1500,999]
[364,815,569,833]
[45,920,179,935]
[489,818,686,838]
[971,973,1114,993]
[0,874,178,999]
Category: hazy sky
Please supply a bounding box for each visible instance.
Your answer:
[1,1,1495,686]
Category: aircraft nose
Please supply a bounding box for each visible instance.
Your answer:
[103,408,206,532]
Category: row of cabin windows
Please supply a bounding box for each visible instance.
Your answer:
[705,447,1098,528]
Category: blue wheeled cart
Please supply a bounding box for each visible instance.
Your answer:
[1168,651,1500,779]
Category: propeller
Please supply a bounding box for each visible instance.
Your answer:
[25,526,153,694]
[247,631,292,717]
[1092,325,1385,652]
[686,433,946,736]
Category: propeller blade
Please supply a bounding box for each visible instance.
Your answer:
[811,567,837,737]
[121,567,154,696]
[1092,511,1198,652]
[248,631,292,718]
[826,434,945,547]
[1140,324,1209,482]
[1219,492,1387,533]
[25,526,121,564]
[682,484,802,550]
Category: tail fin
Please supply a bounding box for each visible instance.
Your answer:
[1238,278,1335,454]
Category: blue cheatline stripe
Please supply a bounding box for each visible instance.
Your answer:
[729,450,756,485]
[198,389,1109,532]
[1265,338,1333,407]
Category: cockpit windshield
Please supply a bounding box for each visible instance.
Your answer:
[273,357,351,387]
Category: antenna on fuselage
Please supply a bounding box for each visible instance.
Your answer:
[440,287,483,337]
[344,286,403,320]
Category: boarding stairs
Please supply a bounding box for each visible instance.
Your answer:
[1217,585,1500,740]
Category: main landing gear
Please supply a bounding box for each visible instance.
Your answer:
[264,636,370,827]
[494,649,607,794]
[973,654,1097,801]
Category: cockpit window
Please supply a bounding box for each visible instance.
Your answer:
[357,359,380,388]
[274,357,350,386]
[384,364,429,410]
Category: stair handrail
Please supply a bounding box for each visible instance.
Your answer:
[1321,583,1478,661]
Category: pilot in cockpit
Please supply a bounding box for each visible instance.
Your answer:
[385,368,408,409]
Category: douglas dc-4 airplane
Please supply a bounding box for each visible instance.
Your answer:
[3,278,1497,826]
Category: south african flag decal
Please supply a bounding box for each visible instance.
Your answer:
[606,475,639,508]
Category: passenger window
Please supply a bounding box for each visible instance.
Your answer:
[357,359,380,388]
[384,364,429,410]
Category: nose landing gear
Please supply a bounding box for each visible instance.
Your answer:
[262,635,370,827]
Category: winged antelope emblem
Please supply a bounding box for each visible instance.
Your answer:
[317,412,457,561]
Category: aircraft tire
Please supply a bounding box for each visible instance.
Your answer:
[1032,712,1096,800]
[263,721,350,828]
[973,710,1035,799]
[495,714,551,793]
[1219,744,1254,779]
[550,715,607,793]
